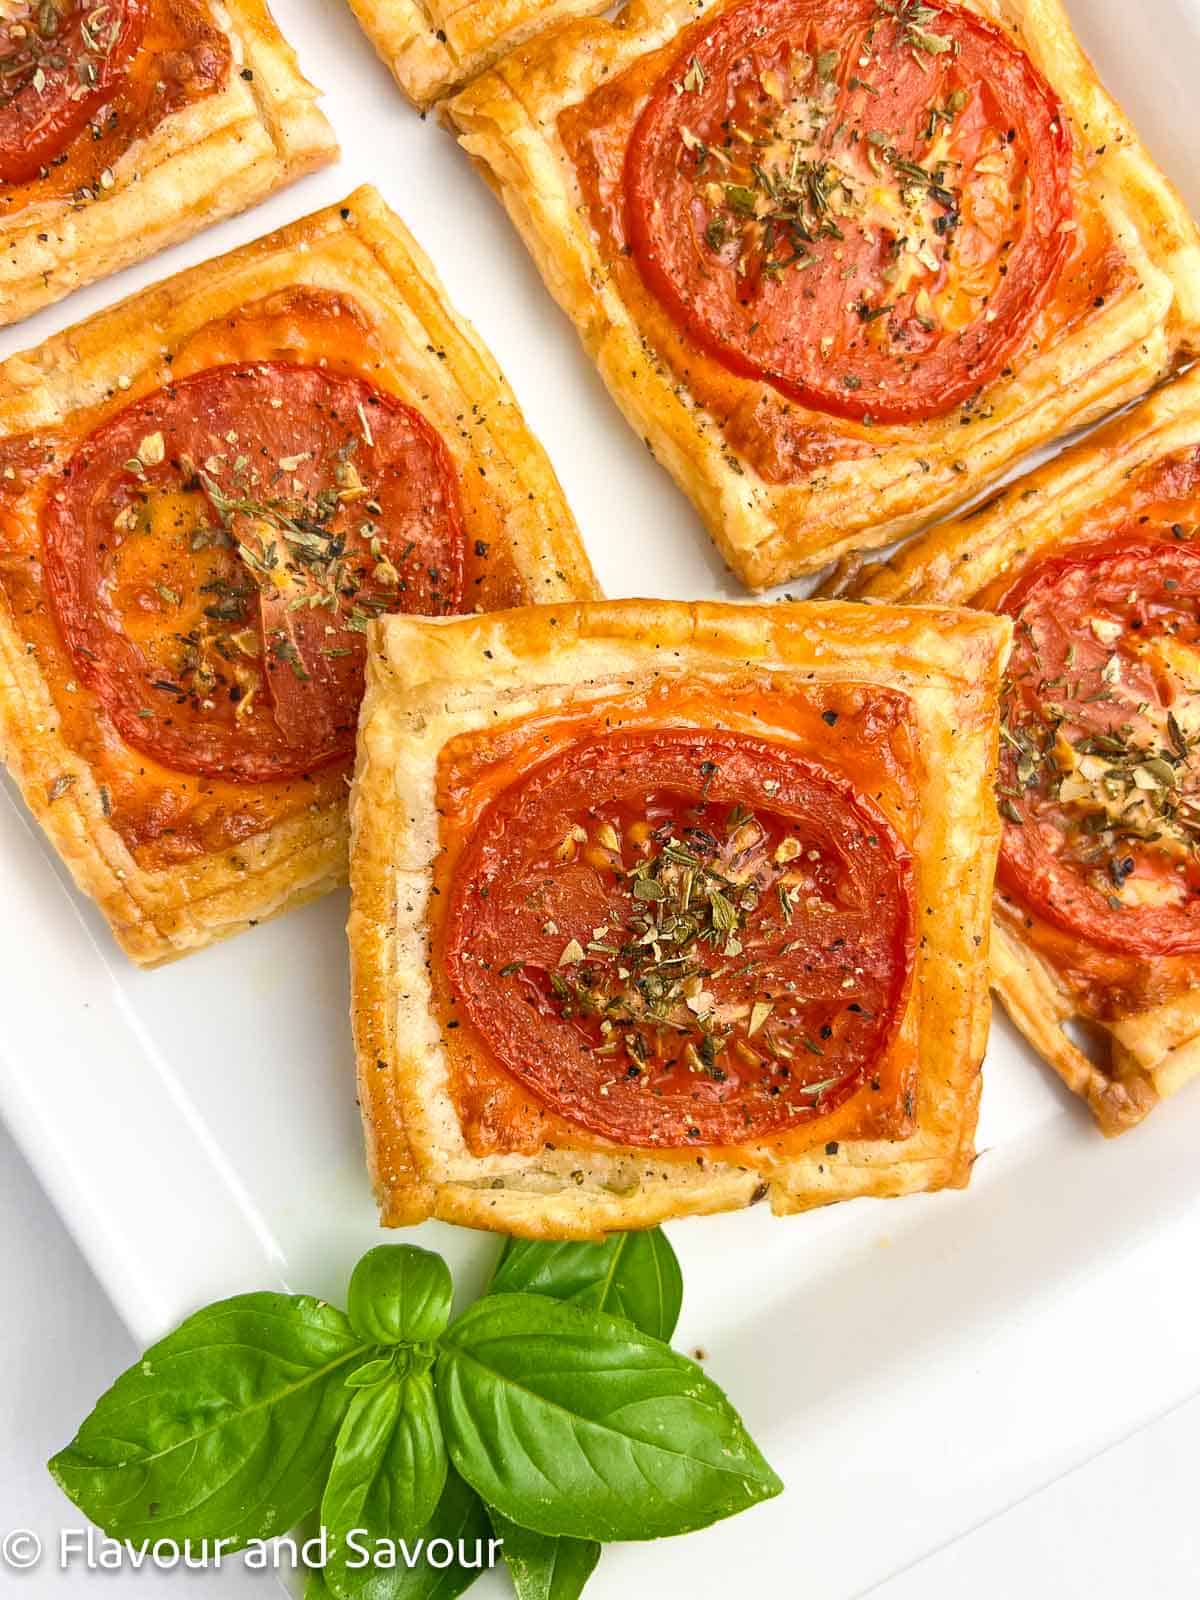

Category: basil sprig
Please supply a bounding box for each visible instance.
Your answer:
[50,1231,780,1598]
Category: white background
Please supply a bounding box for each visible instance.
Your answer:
[3,0,1200,1596]
[3,1117,1199,1598]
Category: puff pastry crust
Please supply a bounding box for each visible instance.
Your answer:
[345,0,609,109]
[446,0,1200,590]
[842,366,1200,1133]
[0,186,596,967]
[0,0,337,327]
[349,597,1009,1237]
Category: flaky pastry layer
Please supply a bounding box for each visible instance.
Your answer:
[841,365,1200,1133]
[349,597,1009,1236]
[345,0,609,108]
[0,187,596,965]
[446,0,1200,589]
[0,0,338,327]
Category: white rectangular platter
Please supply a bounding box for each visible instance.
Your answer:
[3,2,1200,1596]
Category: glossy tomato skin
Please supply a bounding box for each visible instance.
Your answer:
[44,362,465,785]
[997,535,1200,959]
[444,729,915,1148]
[0,0,148,185]
[624,0,1073,424]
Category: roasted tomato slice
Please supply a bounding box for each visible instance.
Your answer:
[444,729,915,1147]
[625,0,1072,423]
[0,0,147,185]
[997,535,1200,957]
[44,362,465,784]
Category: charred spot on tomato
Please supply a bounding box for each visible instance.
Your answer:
[443,729,916,1147]
[624,0,1073,423]
[42,362,465,784]
[996,533,1200,958]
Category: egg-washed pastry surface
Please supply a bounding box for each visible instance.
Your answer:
[447,0,1200,589]
[345,0,610,109]
[0,187,596,966]
[350,597,1009,1237]
[840,366,1200,1134]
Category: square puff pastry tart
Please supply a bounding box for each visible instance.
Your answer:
[839,366,1200,1134]
[0,0,337,327]
[350,597,1010,1237]
[345,0,609,110]
[446,0,1200,590]
[0,186,596,967]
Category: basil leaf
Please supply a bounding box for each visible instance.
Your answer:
[321,1465,493,1600]
[348,1246,453,1346]
[346,1357,400,1390]
[382,1375,448,1535]
[437,1295,781,1540]
[323,1371,449,1599]
[489,1509,599,1600]
[490,1230,682,1341]
[324,1381,406,1541]
[49,1293,366,1546]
